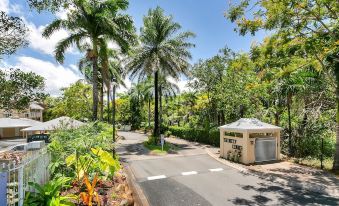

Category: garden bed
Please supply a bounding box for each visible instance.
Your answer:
[62,169,134,206]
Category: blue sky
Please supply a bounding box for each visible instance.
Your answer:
[0,0,267,95]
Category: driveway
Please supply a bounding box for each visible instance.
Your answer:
[117,131,339,206]
[0,138,26,152]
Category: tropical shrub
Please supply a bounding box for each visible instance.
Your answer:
[48,122,115,178]
[24,177,75,206]
[168,126,219,146]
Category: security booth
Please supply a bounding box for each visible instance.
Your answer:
[219,118,282,164]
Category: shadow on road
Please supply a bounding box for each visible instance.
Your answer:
[229,181,338,205]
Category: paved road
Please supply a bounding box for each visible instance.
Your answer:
[117,131,339,206]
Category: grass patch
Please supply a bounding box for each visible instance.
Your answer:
[292,157,333,171]
[143,136,178,155]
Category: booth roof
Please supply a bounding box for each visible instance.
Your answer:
[21,116,85,132]
[0,118,41,128]
[219,118,282,132]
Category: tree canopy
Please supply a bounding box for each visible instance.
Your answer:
[0,11,28,56]
[0,69,45,111]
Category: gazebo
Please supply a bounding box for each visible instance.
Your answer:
[219,118,282,164]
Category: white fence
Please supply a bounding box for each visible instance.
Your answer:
[0,147,50,206]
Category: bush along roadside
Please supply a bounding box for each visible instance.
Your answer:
[167,126,220,147]
[24,122,134,206]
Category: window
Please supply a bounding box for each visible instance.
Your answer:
[224,132,243,138]
[25,113,29,118]
[249,133,273,138]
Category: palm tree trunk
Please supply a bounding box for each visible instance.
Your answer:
[92,60,99,121]
[100,81,104,121]
[159,86,162,134]
[107,86,110,123]
[112,83,116,158]
[153,70,160,142]
[287,92,293,156]
[148,98,151,129]
[333,79,339,171]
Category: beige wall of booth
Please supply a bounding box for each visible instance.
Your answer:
[219,128,281,164]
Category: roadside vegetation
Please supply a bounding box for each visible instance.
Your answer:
[24,122,134,205]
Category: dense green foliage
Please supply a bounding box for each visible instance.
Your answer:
[24,177,75,206]
[0,69,46,111]
[43,81,92,121]
[48,122,117,179]
[168,126,219,146]
[25,122,118,205]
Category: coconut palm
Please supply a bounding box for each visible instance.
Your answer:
[42,0,136,120]
[127,7,195,141]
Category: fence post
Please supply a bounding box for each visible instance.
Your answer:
[0,172,7,206]
[18,167,24,206]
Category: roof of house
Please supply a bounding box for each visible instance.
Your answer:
[29,103,44,110]
[0,118,41,128]
[219,118,282,133]
[21,116,85,132]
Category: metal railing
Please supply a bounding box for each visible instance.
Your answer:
[0,147,50,206]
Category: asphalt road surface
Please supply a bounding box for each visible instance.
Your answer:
[117,131,338,206]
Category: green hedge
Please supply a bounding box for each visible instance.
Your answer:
[167,126,219,147]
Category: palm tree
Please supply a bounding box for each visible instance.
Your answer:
[127,7,195,141]
[42,0,136,120]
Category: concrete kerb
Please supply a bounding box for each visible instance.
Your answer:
[205,147,339,198]
[123,163,150,206]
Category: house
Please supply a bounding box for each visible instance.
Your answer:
[0,103,44,121]
[0,103,44,138]
[0,118,41,139]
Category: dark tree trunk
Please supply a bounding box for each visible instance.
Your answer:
[221,110,225,125]
[92,55,99,121]
[100,81,104,121]
[148,98,151,129]
[239,105,245,118]
[153,70,160,142]
[287,93,293,156]
[112,83,116,158]
[333,70,339,171]
[107,87,110,123]
[274,111,280,126]
[159,86,163,133]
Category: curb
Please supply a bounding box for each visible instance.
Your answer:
[205,148,339,198]
[123,163,150,206]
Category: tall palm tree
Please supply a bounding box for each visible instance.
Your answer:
[42,0,136,120]
[127,7,195,141]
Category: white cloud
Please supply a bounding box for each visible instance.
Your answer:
[0,0,23,16]
[26,21,77,56]
[166,76,190,93]
[0,0,9,13]
[55,10,68,20]
[13,56,81,96]
[116,77,131,94]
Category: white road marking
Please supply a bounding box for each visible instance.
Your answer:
[147,175,167,180]
[182,171,198,176]
[209,168,224,172]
